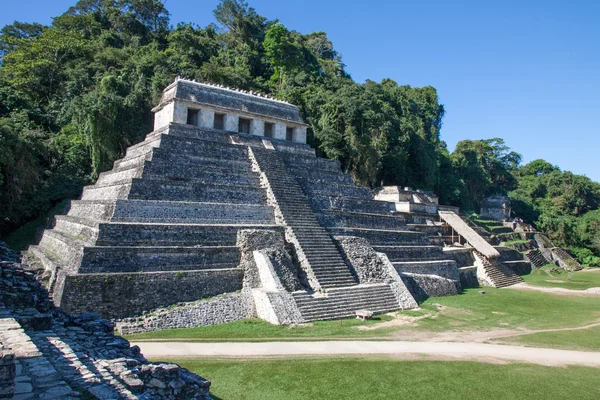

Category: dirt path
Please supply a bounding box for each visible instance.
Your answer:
[509,282,600,296]
[133,340,600,368]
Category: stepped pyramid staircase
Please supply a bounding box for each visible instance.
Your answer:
[250,148,357,289]
[250,147,402,321]
[526,249,550,268]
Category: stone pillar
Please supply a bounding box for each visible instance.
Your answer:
[199,109,214,128]
[274,123,287,140]
[250,119,265,136]
[293,127,307,144]
[224,113,239,132]
[172,102,188,125]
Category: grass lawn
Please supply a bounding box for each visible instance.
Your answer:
[499,325,600,352]
[125,288,600,342]
[408,287,600,332]
[123,315,397,341]
[157,357,600,400]
[522,266,600,290]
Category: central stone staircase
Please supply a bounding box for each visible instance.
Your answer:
[251,147,357,289]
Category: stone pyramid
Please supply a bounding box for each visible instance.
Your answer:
[28,78,470,324]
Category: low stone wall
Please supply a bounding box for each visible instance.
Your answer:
[116,293,252,335]
[401,273,460,302]
[0,349,15,399]
[503,261,532,276]
[394,261,460,282]
[59,269,244,318]
[459,266,479,288]
[443,247,474,267]
[316,210,407,230]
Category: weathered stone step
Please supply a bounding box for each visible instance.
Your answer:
[79,246,240,273]
[53,216,99,242]
[309,195,392,214]
[283,154,341,172]
[317,210,406,230]
[95,223,282,246]
[111,200,274,224]
[292,284,400,321]
[150,147,252,171]
[28,245,60,276]
[296,298,397,312]
[329,227,427,245]
[145,154,256,180]
[81,181,133,200]
[295,295,398,309]
[502,260,532,275]
[159,134,250,160]
[113,151,153,171]
[373,245,445,261]
[293,170,354,184]
[125,134,162,158]
[68,200,116,221]
[38,230,86,266]
[393,260,459,281]
[495,246,525,262]
[96,162,144,186]
[68,199,275,224]
[126,178,266,204]
[302,184,372,199]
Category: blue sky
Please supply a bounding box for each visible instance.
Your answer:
[2,0,599,182]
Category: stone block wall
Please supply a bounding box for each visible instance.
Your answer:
[116,293,252,335]
[60,269,244,318]
[0,350,15,399]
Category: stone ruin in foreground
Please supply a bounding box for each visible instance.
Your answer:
[26,78,532,332]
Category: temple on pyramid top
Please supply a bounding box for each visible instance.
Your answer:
[152,78,309,143]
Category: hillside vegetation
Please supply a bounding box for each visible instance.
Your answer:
[1,1,598,263]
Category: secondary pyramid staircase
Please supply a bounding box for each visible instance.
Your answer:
[526,249,550,268]
[473,251,523,288]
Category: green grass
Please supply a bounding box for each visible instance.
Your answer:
[500,325,600,352]
[411,287,600,332]
[126,288,600,341]
[522,266,600,290]
[157,357,600,400]
[2,200,69,251]
[124,315,396,341]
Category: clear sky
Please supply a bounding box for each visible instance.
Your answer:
[2,0,599,182]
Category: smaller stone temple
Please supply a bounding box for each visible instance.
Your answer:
[374,186,459,215]
[480,194,511,221]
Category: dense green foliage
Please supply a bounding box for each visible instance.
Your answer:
[0,1,598,263]
[509,160,600,265]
